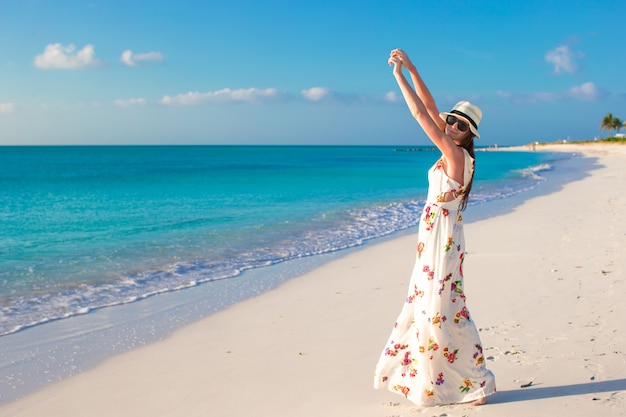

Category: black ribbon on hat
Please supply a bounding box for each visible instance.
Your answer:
[450,110,478,129]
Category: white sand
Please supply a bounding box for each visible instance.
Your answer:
[2,143,625,417]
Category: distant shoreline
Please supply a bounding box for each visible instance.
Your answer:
[479,140,625,153]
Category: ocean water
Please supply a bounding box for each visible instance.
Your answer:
[0,145,569,337]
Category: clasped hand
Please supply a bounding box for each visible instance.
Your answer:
[388,48,415,74]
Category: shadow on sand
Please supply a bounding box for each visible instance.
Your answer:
[492,379,626,404]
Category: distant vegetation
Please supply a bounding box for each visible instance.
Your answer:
[535,137,626,145]
[600,136,626,143]
[600,112,625,137]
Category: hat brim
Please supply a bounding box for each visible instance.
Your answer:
[439,112,480,138]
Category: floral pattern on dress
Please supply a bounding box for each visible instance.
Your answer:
[374,149,496,406]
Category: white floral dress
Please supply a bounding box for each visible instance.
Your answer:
[374,149,496,406]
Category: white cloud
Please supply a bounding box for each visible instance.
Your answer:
[113,98,147,107]
[567,82,606,102]
[384,91,399,103]
[545,45,584,74]
[120,50,165,67]
[300,87,368,104]
[159,87,406,107]
[497,82,608,104]
[34,43,100,69]
[160,88,282,106]
[0,102,15,113]
[301,87,330,101]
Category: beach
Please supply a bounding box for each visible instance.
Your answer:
[1,142,625,416]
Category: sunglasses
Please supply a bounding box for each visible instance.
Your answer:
[446,115,470,132]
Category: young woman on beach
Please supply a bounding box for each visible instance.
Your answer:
[374,49,496,407]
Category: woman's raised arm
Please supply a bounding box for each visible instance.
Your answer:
[390,49,445,133]
[388,51,463,172]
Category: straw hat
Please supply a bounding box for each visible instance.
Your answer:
[439,101,482,138]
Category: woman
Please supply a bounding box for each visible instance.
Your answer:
[373,49,496,407]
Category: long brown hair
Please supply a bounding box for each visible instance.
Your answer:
[458,133,475,212]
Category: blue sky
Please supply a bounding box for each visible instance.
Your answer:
[0,0,624,146]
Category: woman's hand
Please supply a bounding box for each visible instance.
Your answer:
[388,53,403,76]
[389,48,416,72]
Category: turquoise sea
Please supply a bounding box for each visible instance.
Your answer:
[0,146,569,337]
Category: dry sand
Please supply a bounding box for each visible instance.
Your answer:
[1,143,625,417]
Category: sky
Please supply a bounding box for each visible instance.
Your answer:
[0,0,624,146]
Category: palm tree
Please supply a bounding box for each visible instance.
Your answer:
[601,112,614,135]
[600,113,625,137]
[601,112,617,136]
